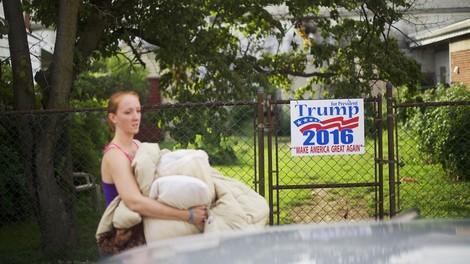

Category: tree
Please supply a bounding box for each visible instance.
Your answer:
[27,1,422,102]
[2,0,423,254]
[405,83,470,181]
[3,0,80,253]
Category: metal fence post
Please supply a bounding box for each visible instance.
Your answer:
[265,95,274,225]
[386,82,396,217]
[377,94,384,220]
[257,87,265,197]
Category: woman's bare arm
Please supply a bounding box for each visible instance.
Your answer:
[102,149,206,224]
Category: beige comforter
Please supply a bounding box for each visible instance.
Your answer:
[96,143,269,244]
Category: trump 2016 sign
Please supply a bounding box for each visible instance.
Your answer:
[290,99,365,156]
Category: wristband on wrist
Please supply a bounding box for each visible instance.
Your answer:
[188,208,194,224]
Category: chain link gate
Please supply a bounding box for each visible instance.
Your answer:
[254,89,386,225]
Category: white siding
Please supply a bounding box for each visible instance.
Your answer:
[0,5,55,72]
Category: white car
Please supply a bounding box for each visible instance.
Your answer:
[102,218,470,264]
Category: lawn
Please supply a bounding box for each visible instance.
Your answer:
[214,130,470,223]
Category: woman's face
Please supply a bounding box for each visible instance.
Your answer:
[110,94,141,135]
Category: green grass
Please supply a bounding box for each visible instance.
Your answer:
[214,130,470,223]
[0,220,43,263]
[0,192,102,263]
[213,135,380,223]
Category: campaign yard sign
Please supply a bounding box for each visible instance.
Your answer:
[290,99,365,156]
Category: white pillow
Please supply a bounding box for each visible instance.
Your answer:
[155,149,216,203]
[148,175,211,209]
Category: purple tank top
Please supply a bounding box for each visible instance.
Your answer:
[102,181,119,206]
[102,141,139,206]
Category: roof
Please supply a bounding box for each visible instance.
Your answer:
[409,18,470,48]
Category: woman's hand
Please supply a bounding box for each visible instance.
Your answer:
[189,205,207,225]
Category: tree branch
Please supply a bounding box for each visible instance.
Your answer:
[254,64,335,78]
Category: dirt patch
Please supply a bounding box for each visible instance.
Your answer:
[291,189,373,223]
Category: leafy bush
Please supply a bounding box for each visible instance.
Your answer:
[406,83,469,180]
[0,124,31,226]
[154,106,239,165]
[364,99,379,138]
[70,111,109,177]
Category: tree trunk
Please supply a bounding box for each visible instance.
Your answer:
[34,0,81,253]
[2,0,35,110]
[36,115,77,253]
[4,0,81,254]
[47,0,79,108]
[2,0,39,220]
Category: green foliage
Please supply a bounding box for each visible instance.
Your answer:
[395,85,425,125]
[21,0,426,163]
[70,112,109,177]
[279,1,421,98]
[274,105,291,136]
[0,62,13,109]
[153,105,238,165]
[405,83,470,180]
[0,63,32,225]
[0,129,31,226]
[72,54,149,103]
[230,105,255,127]
[331,39,421,98]
[25,0,423,102]
[364,100,378,138]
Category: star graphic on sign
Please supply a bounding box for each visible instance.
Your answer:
[293,116,322,127]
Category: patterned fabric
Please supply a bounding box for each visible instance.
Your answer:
[97,222,145,255]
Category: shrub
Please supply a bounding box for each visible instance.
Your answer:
[0,124,31,226]
[406,83,469,180]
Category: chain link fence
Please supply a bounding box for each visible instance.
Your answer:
[0,95,469,263]
[394,101,470,219]
[0,109,109,263]
[0,101,260,263]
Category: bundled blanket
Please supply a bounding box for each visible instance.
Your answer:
[96,143,269,247]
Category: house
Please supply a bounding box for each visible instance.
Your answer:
[408,19,470,87]
[388,0,470,88]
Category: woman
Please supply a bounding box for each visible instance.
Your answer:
[99,91,206,255]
